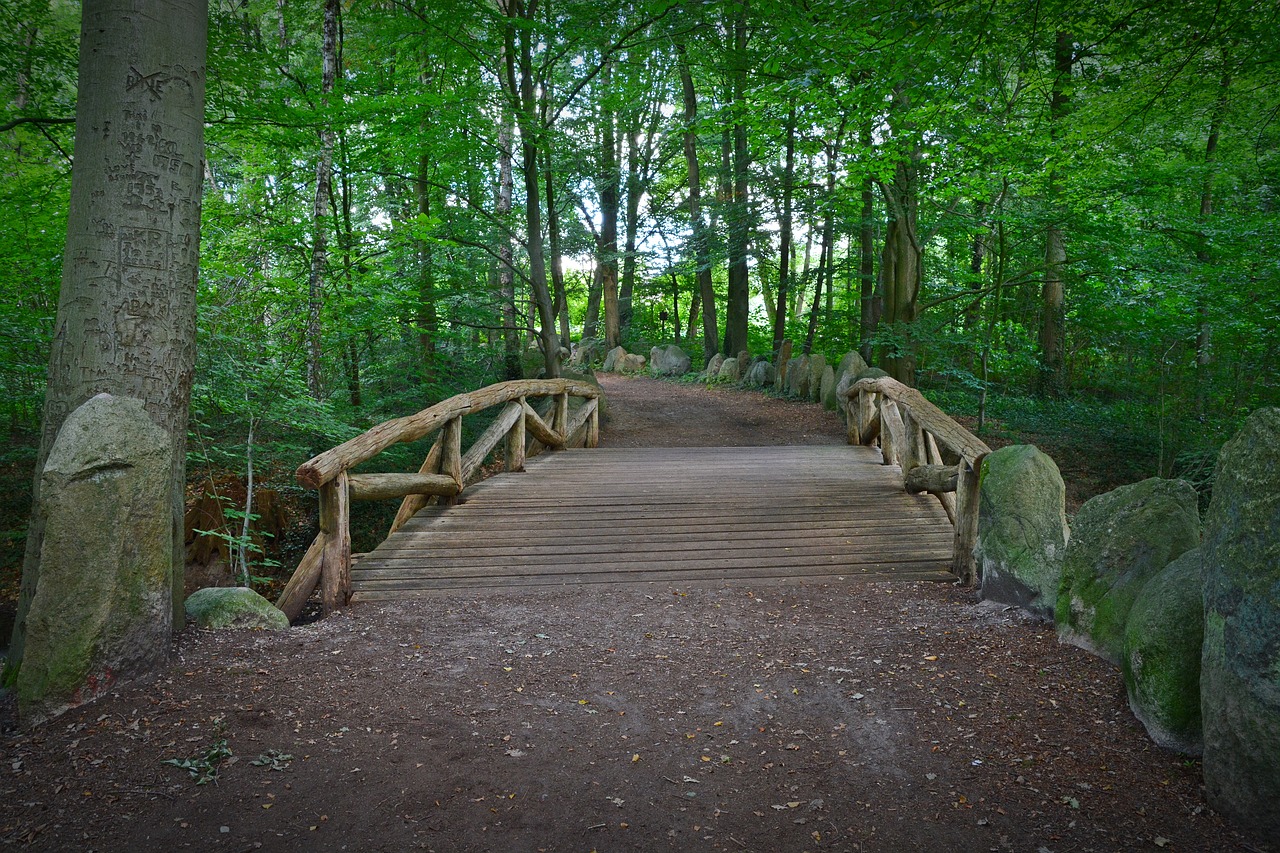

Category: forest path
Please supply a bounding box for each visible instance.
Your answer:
[594,372,845,447]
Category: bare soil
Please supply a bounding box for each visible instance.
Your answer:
[0,376,1269,852]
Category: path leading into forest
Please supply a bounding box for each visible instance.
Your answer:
[0,376,1260,853]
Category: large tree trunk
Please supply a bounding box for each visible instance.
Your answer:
[722,3,750,357]
[498,0,559,378]
[1037,31,1072,398]
[5,0,207,685]
[878,158,922,386]
[674,38,717,365]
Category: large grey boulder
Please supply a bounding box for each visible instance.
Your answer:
[976,445,1069,620]
[617,353,647,374]
[775,340,793,390]
[601,345,627,373]
[649,345,692,377]
[744,360,776,387]
[185,587,289,631]
[1200,408,1280,839]
[836,351,869,379]
[787,354,811,397]
[705,353,725,380]
[717,357,741,382]
[16,394,173,722]
[570,339,605,368]
[1123,548,1204,754]
[819,365,838,411]
[1056,477,1200,664]
[807,354,827,403]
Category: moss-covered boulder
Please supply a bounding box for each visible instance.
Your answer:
[185,587,289,631]
[807,354,827,403]
[975,445,1070,620]
[1056,478,1200,665]
[744,360,775,387]
[819,365,838,411]
[717,356,741,381]
[649,345,691,377]
[836,351,869,380]
[1200,408,1280,840]
[1123,547,1204,754]
[15,394,173,723]
[787,354,811,397]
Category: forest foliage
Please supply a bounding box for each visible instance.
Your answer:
[2,0,1277,566]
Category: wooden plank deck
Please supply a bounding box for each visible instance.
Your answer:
[350,445,956,599]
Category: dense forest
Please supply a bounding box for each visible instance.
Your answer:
[2,0,1277,581]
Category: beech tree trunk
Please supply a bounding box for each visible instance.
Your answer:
[5,0,207,683]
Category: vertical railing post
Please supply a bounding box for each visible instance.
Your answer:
[320,470,351,613]
[587,397,600,447]
[442,416,463,491]
[507,397,527,471]
[553,391,569,442]
[952,455,983,585]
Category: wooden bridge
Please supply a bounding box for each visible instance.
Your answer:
[276,376,991,621]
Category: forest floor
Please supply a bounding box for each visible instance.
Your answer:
[0,375,1270,852]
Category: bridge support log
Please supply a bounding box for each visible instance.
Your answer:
[319,471,352,613]
[952,458,983,584]
[275,532,325,622]
[905,464,959,495]
[507,398,527,471]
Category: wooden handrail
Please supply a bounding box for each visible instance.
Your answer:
[278,378,601,621]
[845,375,991,585]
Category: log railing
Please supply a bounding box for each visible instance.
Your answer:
[845,375,991,585]
[276,378,601,621]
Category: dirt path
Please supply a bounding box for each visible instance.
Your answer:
[0,377,1264,852]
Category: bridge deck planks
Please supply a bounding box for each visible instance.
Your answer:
[351,445,957,598]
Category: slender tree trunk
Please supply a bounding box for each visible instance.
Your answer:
[675,38,717,365]
[584,261,603,340]
[1037,31,1072,398]
[621,122,641,336]
[6,0,207,683]
[494,102,520,379]
[415,152,439,381]
[858,121,877,363]
[723,2,750,356]
[305,0,338,400]
[772,100,796,358]
[1195,70,1230,418]
[878,158,921,385]
[599,59,621,351]
[542,146,571,349]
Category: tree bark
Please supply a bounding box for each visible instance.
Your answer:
[772,99,796,358]
[674,37,717,365]
[1037,31,1072,398]
[722,2,750,357]
[305,0,339,400]
[599,59,621,350]
[858,119,877,364]
[6,0,207,683]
